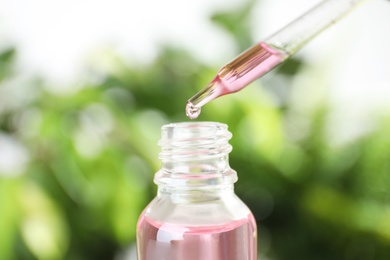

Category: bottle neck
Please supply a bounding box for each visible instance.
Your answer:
[157,183,235,203]
[155,122,237,193]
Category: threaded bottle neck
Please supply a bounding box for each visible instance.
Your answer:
[155,122,237,189]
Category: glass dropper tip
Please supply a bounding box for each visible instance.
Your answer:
[185,101,201,119]
[185,77,223,119]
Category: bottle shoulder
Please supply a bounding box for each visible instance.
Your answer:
[143,193,252,226]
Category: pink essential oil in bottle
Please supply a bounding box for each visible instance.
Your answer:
[136,122,257,260]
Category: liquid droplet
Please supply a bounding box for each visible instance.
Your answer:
[186,101,201,119]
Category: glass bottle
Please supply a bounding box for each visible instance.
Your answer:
[136,122,257,260]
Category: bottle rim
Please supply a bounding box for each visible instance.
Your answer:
[158,121,232,161]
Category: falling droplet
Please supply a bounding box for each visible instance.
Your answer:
[185,101,201,119]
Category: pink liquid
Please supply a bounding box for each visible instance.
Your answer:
[186,42,286,119]
[137,213,257,260]
[216,42,286,94]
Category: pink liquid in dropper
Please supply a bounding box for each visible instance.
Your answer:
[186,42,287,119]
[217,42,286,94]
[137,213,257,260]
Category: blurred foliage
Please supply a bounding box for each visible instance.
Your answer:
[1,1,390,259]
[211,0,256,51]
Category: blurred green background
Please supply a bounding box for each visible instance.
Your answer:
[1,0,390,259]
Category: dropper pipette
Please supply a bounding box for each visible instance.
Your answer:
[186,0,367,119]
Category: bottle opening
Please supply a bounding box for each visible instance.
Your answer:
[158,122,232,161]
